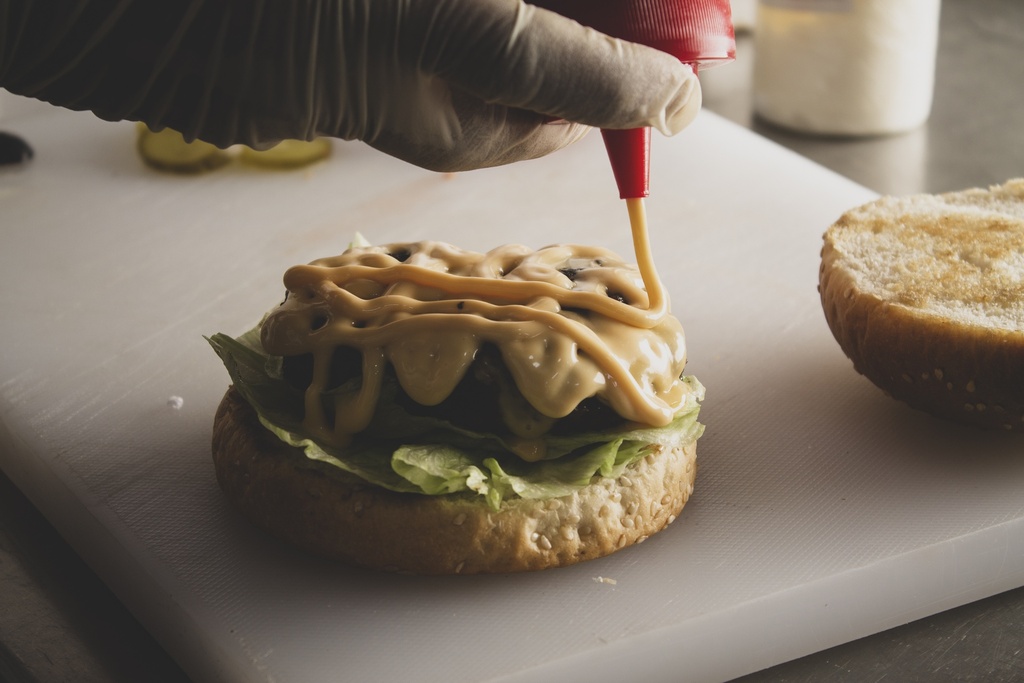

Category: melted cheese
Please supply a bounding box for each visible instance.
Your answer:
[260,198,688,456]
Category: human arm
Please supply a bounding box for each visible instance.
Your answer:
[0,0,700,171]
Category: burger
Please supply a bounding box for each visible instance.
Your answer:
[208,237,704,574]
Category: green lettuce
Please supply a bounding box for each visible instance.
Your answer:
[207,327,704,510]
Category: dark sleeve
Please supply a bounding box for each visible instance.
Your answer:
[0,0,349,148]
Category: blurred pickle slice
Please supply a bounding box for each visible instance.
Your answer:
[239,138,332,168]
[136,124,230,173]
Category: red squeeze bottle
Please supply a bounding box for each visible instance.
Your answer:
[531,0,736,198]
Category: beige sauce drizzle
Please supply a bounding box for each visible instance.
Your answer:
[260,199,688,457]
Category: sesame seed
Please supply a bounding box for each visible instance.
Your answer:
[966,380,977,393]
[622,517,635,529]
[530,532,540,542]
[964,403,975,412]
[610,491,622,503]
[455,561,465,574]
[668,514,677,524]
[921,372,929,380]
[902,373,913,383]
[353,501,364,516]
[977,403,987,412]
[660,494,673,505]
[538,534,552,550]
[545,499,563,511]
[567,513,581,525]
[599,504,610,518]
[618,475,634,488]
[560,526,574,541]
[616,534,627,548]
[452,513,467,526]
[934,368,944,380]
[626,502,639,515]
[947,382,954,390]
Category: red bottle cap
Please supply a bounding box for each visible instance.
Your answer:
[536,0,736,66]
[532,0,736,198]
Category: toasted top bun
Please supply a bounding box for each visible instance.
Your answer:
[212,387,697,574]
[819,178,1024,430]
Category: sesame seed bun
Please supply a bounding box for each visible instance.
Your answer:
[211,386,697,574]
[819,178,1024,430]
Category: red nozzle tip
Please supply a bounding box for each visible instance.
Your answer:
[602,128,650,199]
[529,0,735,199]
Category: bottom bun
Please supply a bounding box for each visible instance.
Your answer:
[212,387,697,574]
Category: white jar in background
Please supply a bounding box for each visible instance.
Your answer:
[731,0,757,32]
[752,0,941,136]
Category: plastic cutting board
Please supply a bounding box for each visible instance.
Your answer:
[2,92,1024,683]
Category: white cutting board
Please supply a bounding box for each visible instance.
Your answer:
[3,91,1024,683]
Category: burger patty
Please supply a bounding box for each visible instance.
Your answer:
[280,343,626,438]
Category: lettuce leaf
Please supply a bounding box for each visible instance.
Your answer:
[207,327,703,510]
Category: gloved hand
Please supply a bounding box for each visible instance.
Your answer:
[0,0,701,172]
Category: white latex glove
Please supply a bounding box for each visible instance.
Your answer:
[0,0,701,172]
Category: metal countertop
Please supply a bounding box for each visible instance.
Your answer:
[1,0,1022,680]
